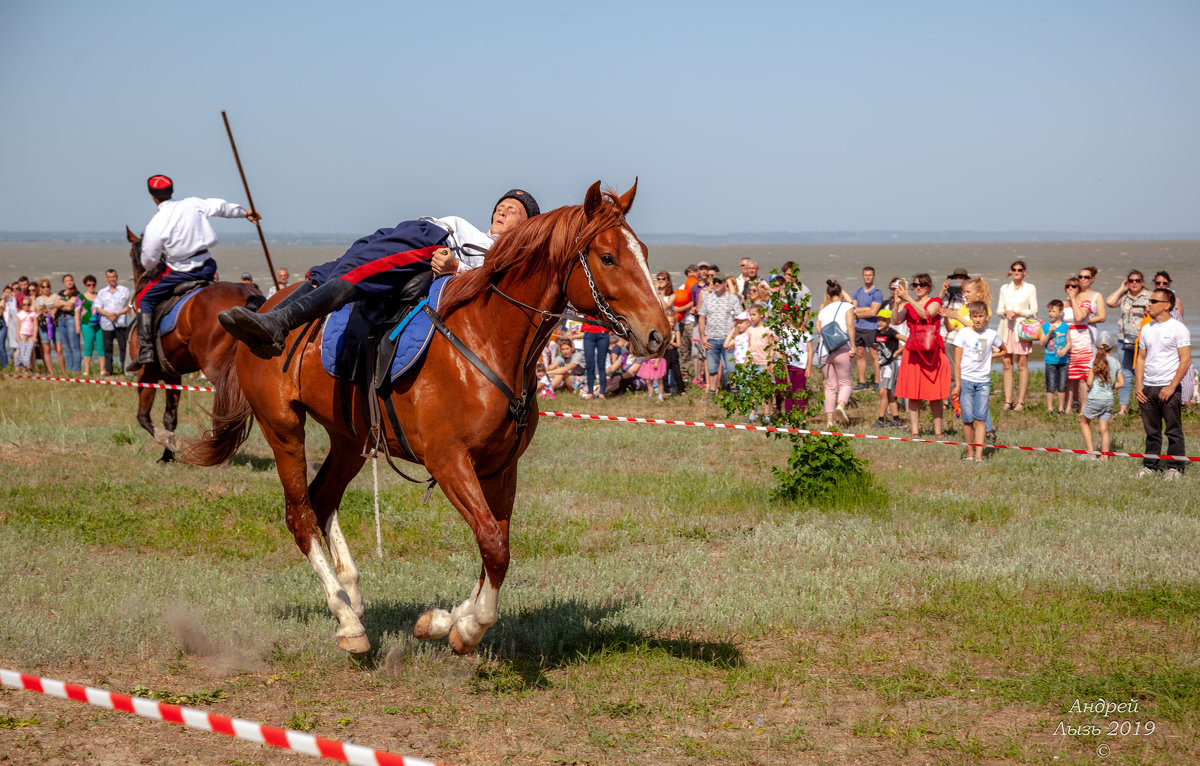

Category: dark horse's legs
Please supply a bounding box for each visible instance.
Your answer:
[258,403,371,653]
[136,368,181,463]
[414,454,517,654]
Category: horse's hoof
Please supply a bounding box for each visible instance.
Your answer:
[413,612,434,640]
[447,625,475,655]
[337,634,370,654]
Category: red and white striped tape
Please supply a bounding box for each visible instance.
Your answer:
[0,372,214,392]
[0,669,442,766]
[538,410,1200,463]
[3,372,1194,462]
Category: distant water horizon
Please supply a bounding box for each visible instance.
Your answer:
[2,230,1200,247]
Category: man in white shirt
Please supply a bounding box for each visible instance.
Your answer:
[1134,288,1191,479]
[220,189,538,359]
[93,269,132,375]
[130,174,261,371]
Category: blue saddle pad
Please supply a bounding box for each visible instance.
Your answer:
[158,287,204,336]
[322,275,453,381]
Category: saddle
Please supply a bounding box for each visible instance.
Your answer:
[291,272,442,472]
[150,281,265,376]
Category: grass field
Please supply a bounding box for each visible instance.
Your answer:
[0,372,1197,765]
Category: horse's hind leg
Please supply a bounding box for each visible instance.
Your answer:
[260,411,370,654]
[309,435,368,620]
[414,459,515,655]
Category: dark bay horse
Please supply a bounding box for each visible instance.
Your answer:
[126,226,264,462]
[185,181,670,655]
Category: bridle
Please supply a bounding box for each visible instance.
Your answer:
[420,224,638,479]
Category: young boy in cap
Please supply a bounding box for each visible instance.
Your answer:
[220,189,538,359]
[130,174,261,371]
[872,308,904,427]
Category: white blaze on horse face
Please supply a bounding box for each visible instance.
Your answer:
[622,228,656,298]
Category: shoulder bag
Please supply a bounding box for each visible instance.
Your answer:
[819,304,850,352]
[905,299,940,352]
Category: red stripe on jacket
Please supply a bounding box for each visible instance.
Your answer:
[339,245,441,285]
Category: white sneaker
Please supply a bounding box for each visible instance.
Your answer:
[835,404,849,425]
[1135,467,1156,478]
[1163,468,1183,482]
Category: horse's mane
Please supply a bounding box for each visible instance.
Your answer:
[438,190,630,315]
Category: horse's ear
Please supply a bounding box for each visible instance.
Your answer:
[617,177,638,215]
[126,226,138,244]
[583,180,603,220]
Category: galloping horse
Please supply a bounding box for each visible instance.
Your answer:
[185,181,670,655]
[126,227,264,462]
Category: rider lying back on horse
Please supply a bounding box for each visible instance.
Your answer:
[218,189,539,358]
[129,174,262,371]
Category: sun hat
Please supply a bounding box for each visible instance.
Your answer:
[241,272,253,280]
[947,268,970,279]
[877,308,892,319]
[735,311,750,321]
[1097,331,1115,349]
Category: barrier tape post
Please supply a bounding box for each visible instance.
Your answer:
[2,373,1196,462]
[1,668,443,766]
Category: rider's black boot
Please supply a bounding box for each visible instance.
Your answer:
[219,279,355,359]
[126,312,156,372]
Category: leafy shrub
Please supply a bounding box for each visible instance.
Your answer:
[714,265,871,502]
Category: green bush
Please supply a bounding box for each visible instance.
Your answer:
[715,265,871,502]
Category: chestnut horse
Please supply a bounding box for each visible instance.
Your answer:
[126,226,264,463]
[185,181,670,655]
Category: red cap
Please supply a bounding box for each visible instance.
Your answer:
[147,175,173,191]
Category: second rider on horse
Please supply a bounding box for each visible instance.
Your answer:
[219,189,539,359]
[129,174,261,371]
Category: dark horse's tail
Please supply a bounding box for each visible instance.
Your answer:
[183,342,255,466]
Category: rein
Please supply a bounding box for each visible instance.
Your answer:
[423,238,631,479]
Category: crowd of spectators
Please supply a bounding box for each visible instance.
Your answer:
[3,271,133,376]
[5,259,1193,479]
[534,258,1193,479]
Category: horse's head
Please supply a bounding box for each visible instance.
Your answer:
[126,225,161,295]
[565,180,672,358]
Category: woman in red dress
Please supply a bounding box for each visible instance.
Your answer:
[894,273,951,437]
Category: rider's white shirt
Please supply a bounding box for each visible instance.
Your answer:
[141,197,248,273]
[422,216,495,272]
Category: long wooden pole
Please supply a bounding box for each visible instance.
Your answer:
[221,109,279,291]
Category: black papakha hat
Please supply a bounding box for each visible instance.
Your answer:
[493,189,540,219]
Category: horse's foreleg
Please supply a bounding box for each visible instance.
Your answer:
[414,460,515,654]
[136,373,158,438]
[262,415,370,654]
[310,436,368,620]
[158,386,182,458]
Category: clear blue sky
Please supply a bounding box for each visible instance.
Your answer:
[1,0,1196,236]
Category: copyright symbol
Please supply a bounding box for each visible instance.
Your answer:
[1097,743,1111,758]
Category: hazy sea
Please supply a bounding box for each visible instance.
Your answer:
[3,238,1195,366]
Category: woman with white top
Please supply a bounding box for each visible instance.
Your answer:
[815,280,857,427]
[995,259,1038,410]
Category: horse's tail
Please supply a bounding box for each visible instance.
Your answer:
[183,344,254,466]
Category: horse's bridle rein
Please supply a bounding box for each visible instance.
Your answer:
[420,226,638,480]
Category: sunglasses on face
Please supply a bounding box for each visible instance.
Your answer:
[1078,274,1093,280]
[1149,299,1170,304]
[1128,278,1143,283]
[1011,268,1025,273]
[912,281,930,287]
[1155,281,1170,286]
[1066,284,1080,289]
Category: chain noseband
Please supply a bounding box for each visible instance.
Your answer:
[573,247,631,338]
